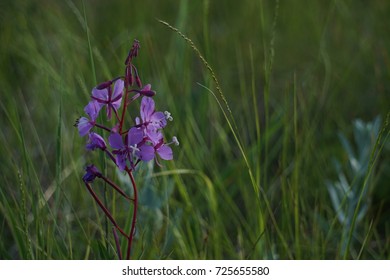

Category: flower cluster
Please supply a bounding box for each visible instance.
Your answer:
[75,40,178,176]
[74,40,178,259]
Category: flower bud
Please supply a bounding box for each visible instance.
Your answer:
[96,80,112,90]
[82,165,102,183]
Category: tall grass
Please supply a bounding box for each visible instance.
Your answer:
[0,0,389,259]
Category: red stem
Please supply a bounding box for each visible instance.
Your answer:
[101,175,134,202]
[119,90,129,134]
[126,169,138,260]
[94,122,112,132]
[84,182,129,239]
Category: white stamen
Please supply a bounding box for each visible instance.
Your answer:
[164,111,173,121]
[130,144,140,153]
[172,136,179,146]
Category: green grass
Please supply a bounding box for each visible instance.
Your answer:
[0,0,389,259]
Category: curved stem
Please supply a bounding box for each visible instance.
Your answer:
[101,175,134,202]
[94,122,112,132]
[84,182,129,238]
[126,169,138,259]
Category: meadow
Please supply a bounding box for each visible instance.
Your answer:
[0,0,389,259]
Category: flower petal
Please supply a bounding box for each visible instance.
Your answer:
[84,100,101,120]
[110,80,124,112]
[137,84,156,97]
[127,127,144,146]
[82,165,102,183]
[140,97,155,122]
[86,132,106,150]
[112,79,124,100]
[151,111,167,128]
[77,117,93,136]
[115,153,127,171]
[157,145,173,160]
[145,128,163,145]
[142,84,151,91]
[92,87,108,101]
[108,133,124,149]
[138,145,155,162]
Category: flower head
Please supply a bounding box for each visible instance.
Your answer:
[136,96,167,144]
[109,127,144,171]
[86,132,106,151]
[92,79,124,119]
[82,164,102,183]
[75,100,100,136]
[135,139,173,164]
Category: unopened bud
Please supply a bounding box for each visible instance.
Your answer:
[135,76,142,88]
[96,80,112,90]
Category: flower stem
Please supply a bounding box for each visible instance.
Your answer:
[84,182,129,238]
[101,175,134,202]
[126,169,138,260]
[119,90,129,134]
[95,122,112,132]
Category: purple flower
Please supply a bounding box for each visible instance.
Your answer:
[156,143,173,160]
[136,96,167,144]
[82,164,102,183]
[86,132,106,151]
[92,79,124,119]
[133,84,156,97]
[75,100,100,136]
[109,127,147,171]
[140,97,167,129]
[139,139,173,162]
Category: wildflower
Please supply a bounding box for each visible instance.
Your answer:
[109,127,151,170]
[75,100,100,136]
[154,140,173,160]
[92,79,124,119]
[82,164,102,183]
[76,39,178,260]
[135,139,173,164]
[136,96,167,144]
[132,84,156,97]
[86,132,106,151]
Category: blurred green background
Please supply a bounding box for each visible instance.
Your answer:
[0,0,389,259]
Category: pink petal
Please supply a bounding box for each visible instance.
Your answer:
[112,79,124,100]
[140,97,155,121]
[138,145,155,162]
[127,127,144,146]
[116,154,127,171]
[151,111,167,128]
[142,84,151,91]
[84,100,101,120]
[92,87,108,100]
[77,117,93,136]
[108,133,124,149]
[157,145,173,160]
